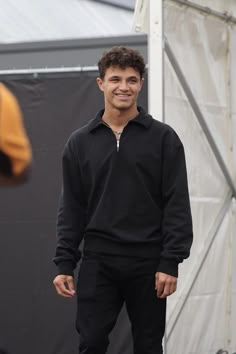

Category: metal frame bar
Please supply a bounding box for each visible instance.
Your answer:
[166,0,236,24]
[165,38,236,198]
[148,0,164,122]
[0,66,100,80]
[166,191,232,340]
[0,66,99,76]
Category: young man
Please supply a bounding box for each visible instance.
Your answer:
[0,83,32,186]
[53,46,193,354]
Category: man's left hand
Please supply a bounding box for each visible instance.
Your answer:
[155,272,177,299]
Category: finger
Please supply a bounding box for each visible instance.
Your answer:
[66,277,76,295]
[159,279,177,298]
[56,282,74,297]
[57,287,74,298]
[155,274,165,298]
[53,277,75,298]
[158,281,171,299]
[169,281,177,295]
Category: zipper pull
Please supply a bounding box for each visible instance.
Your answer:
[117,139,120,152]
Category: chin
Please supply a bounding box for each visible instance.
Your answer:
[114,103,133,111]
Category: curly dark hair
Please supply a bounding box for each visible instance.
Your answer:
[98,46,146,79]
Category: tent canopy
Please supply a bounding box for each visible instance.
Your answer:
[0,0,134,44]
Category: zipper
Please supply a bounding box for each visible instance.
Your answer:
[117,139,120,152]
[102,121,128,152]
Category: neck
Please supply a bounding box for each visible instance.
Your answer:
[102,106,139,129]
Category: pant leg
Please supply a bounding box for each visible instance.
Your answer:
[124,258,166,354]
[76,253,123,354]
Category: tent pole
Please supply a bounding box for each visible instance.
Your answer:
[148,0,164,122]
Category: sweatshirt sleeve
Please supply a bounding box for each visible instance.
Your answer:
[53,136,86,276]
[157,129,193,277]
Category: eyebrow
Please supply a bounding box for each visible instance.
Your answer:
[109,76,139,80]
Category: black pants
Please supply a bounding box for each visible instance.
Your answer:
[76,252,166,354]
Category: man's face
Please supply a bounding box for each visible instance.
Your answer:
[96,66,144,112]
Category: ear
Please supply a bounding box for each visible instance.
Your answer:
[140,77,145,88]
[96,77,104,92]
[137,77,144,93]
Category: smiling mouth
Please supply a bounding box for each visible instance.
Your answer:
[115,94,131,98]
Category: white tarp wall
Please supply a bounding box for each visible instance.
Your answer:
[134,1,236,353]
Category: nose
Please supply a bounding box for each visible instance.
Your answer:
[119,80,129,91]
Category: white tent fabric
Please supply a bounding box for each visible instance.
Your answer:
[192,0,236,14]
[165,3,235,354]
[134,1,236,353]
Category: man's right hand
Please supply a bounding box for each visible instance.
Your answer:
[53,275,75,298]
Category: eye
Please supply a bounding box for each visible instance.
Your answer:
[129,78,138,83]
[110,78,119,82]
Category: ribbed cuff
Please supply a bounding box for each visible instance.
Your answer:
[157,258,179,278]
[57,261,74,276]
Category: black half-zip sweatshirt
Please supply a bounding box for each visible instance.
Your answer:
[54,107,193,277]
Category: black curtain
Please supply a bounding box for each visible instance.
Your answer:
[0,72,147,354]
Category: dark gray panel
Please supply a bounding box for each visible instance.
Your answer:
[0,35,147,71]
[0,73,148,354]
[0,220,78,354]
